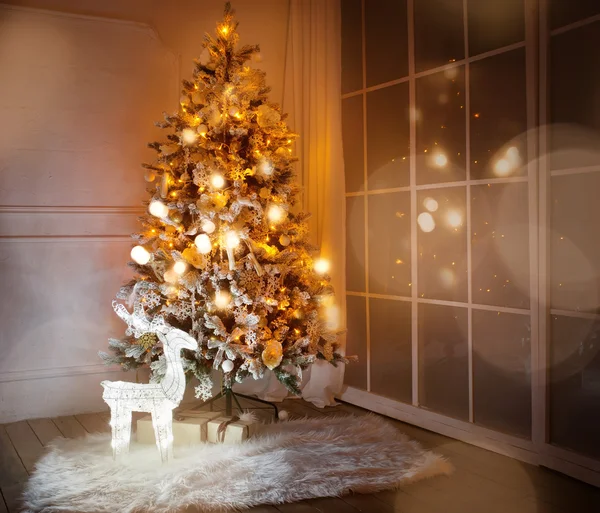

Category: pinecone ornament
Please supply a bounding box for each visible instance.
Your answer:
[137,332,158,350]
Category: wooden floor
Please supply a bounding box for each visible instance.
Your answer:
[1,398,598,513]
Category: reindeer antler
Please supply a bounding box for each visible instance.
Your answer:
[112,301,167,338]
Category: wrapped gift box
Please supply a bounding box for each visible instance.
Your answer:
[137,410,221,446]
[206,416,258,444]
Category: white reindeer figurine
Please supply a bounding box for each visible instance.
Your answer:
[101,301,198,462]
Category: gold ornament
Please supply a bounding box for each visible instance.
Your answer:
[259,187,271,199]
[169,211,183,223]
[256,104,281,128]
[137,332,158,350]
[279,235,290,246]
[159,144,178,156]
[197,196,211,210]
[262,340,283,370]
[211,192,229,210]
[192,90,205,104]
[322,341,334,362]
[144,170,156,182]
[182,247,205,268]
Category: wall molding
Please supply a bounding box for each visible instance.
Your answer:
[0,363,125,384]
[0,3,161,42]
[0,2,182,70]
[0,206,145,215]
[0,235,132,242]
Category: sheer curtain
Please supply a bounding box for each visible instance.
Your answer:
[235,0,347,406]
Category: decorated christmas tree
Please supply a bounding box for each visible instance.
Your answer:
[100,3,347,401]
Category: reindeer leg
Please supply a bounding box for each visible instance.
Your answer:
[152,404,173,463]
[109,404,119,460]
[111,401,132,460]
[121,406,132,455]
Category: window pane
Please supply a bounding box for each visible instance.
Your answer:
[415,0,464,73]
[341,0,363,94]
[550,315,600,460]
[550,0,600,30]
[551,173,600,313]
[416,66,466,185]
[345,295,368,390]
[417,187,468,302]
[343,95,365,193]
[549,22,600,171]
[370,298,412,403]
[346,196,366,293]
[470,49,527,179]
[368,192,411,297]
[473,310,531,438]
[365,0,408,87]
[367,83,410,189]
[471,183,530,309]
[467,0,525,56]
[418,303,469,420]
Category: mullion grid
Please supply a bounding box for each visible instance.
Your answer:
[349,0,535,423]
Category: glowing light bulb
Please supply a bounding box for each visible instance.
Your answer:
[210,173,225,189]
[130,246,151,265]
[215,290,231,309]
[314,258,330,274]
[149,200,169,218]
[423,197,439,212]
[494,158,511,176]
[224,231,240,249]
[446,210,462,228]
[506,146,520,165]
[257,159,273,176]
[173,261,187,275]
[433,153,448,167]
[194,234,212,254]
[197,124,208,136]
[181,128,197,145]
[417,212,436,233]
[201,219,216,234]
[163,269,178,283]
[267,204,286,223]
[440,268,456,288]
[220,25,229,35]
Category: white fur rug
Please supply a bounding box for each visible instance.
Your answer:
[23,415,452,513]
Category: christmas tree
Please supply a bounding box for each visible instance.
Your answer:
[100,3,347,400]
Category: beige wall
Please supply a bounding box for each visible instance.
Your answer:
[0,1,289,422]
